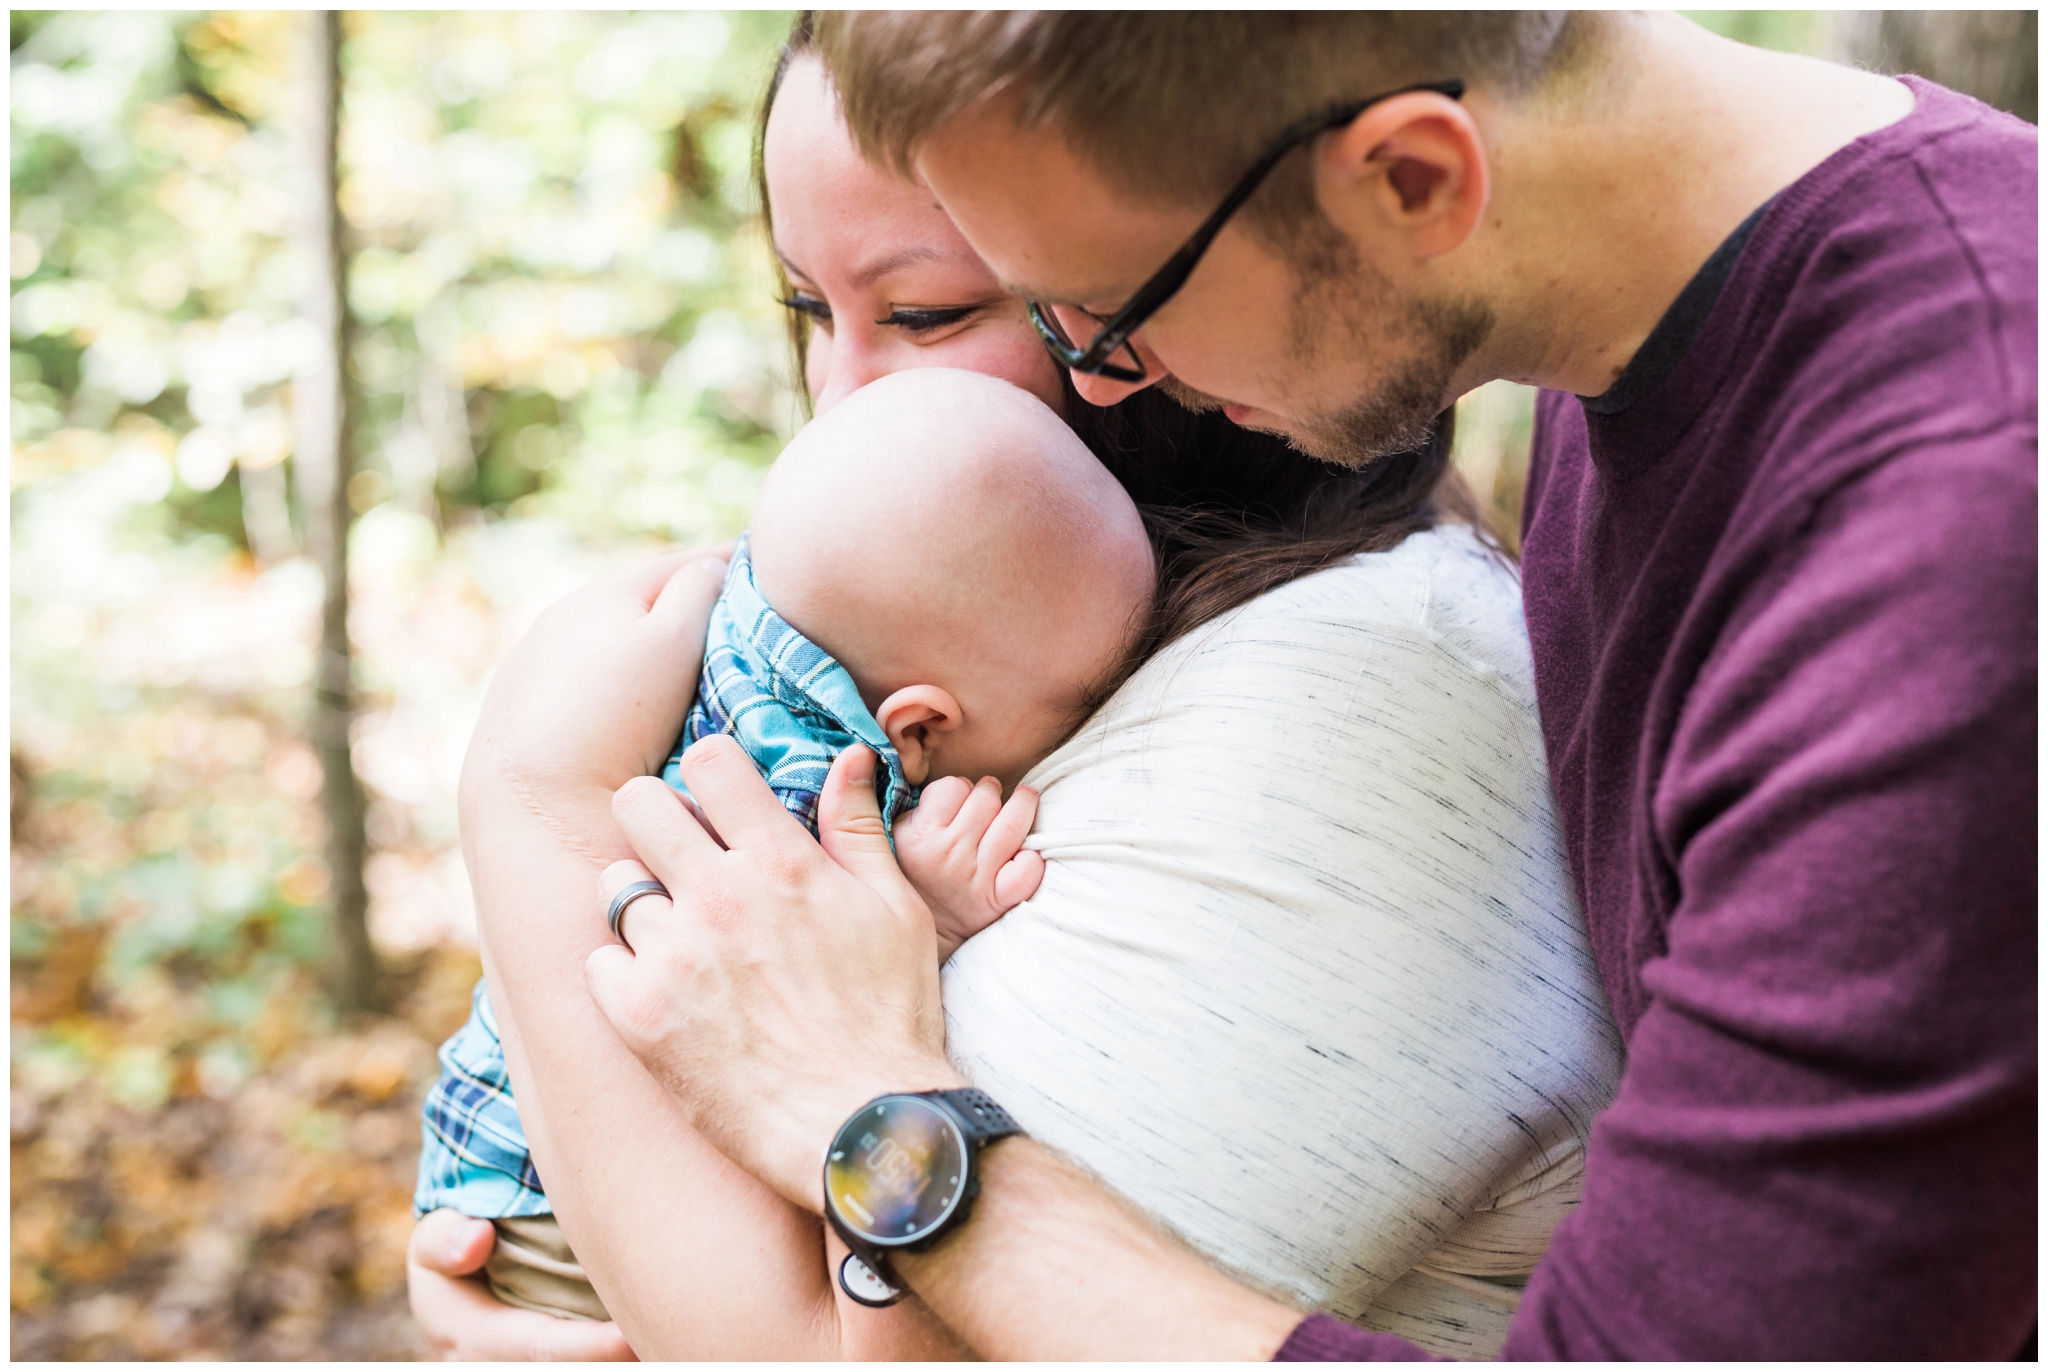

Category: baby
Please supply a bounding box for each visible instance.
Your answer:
[415,368,1157,1320]
[668,367,1158,954]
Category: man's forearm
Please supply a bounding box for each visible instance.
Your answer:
[895,1136,1305,1361]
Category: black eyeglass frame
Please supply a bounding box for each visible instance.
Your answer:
[1027,79,1466,382]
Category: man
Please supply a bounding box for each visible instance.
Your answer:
[581,12,2035,1359]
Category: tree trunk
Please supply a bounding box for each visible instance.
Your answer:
[291,10,380,1013]
[1839,10,2038,123]
[240,457,296,566]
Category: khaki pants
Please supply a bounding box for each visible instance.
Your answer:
[484,1214,611,1322]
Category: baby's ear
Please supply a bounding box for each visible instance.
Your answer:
[875,685,962,786]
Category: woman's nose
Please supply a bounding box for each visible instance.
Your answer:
[812,334,893,413]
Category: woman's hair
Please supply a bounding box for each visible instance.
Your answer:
[755,12,819,379]
[1069,395,1481,713]
[750,14,1497,711]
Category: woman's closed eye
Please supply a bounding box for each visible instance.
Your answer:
[780,294,833,329]
[776,297,983,338]
[878,304,980,335]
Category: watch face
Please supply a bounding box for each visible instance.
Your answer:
[825,1096,967,1247]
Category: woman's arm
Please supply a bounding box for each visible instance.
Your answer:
[448,551,962,1359]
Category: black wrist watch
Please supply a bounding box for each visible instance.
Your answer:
[821,1088,1022,1307]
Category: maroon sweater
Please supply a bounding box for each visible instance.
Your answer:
[1281,78,2036,1361]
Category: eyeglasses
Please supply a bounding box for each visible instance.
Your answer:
[1027,79,1466,382]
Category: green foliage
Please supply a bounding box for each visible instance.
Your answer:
[1684,11,1838,57]
[11,12,796,1355]
[13,5,798,985]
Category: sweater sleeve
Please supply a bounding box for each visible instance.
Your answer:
[1275,1313,1442,1361]
[1276,431,2036,1362]
[1502,436,2037,1359]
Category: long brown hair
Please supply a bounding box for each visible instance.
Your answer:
[755,11,819,383]
[750,15,1492,695]
[1066,392,1482,713]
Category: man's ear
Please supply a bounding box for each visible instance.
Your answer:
[875,684,963,786]
[1317,90,1490,261]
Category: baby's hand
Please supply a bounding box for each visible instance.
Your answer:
[895,775,1045,963]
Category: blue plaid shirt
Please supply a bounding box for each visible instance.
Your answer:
[414,978,549,1217]
[416,535,918,1219]
[662,534,917,833]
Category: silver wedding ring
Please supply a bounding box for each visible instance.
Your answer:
[605,879,669,953]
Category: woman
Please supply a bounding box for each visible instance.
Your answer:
[410,23,1619,1361]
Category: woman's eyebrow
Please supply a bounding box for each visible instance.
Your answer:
[773,245,816,285]
[844,244,955,289]
[775,242,974,291]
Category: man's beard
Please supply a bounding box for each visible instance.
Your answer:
[1157,274,1493,472]
[1154,372,1228,415]
[1293,291,1491,469]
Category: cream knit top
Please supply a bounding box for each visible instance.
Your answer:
[941,524,1624,1359]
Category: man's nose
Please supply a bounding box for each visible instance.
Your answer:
[1067,335,1169,408]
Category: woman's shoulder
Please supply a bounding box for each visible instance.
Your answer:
[1148,522,1534,709]
[1026,522,1544,803]
[961,523,1615,1318]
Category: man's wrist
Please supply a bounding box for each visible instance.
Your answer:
[886,1133,1306,1360]
[779,1058,971,1213]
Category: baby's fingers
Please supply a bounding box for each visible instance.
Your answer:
[991,848,1045,913]
[951,776,1005,840]
[976,784,1040,872]
[906,774,973,831]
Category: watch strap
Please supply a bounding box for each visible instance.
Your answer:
[836,1248,904,1308]
[825,1205,907,1305]
[929,1088,1021,1147]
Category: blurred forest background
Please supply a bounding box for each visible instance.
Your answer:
[9,10,2036,1361]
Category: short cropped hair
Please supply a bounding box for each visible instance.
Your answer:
[817,11,1587,213]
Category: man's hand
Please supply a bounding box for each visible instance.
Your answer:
[585,739,968,1210]
[581,740,1308,1361]
[895,776,1044,962]
[406,1209,635,1362]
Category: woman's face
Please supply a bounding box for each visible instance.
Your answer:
[763,56,1067,417]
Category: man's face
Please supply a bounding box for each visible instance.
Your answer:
[915,102,1490,468]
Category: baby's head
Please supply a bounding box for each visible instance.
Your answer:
[748,368,1156,790]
